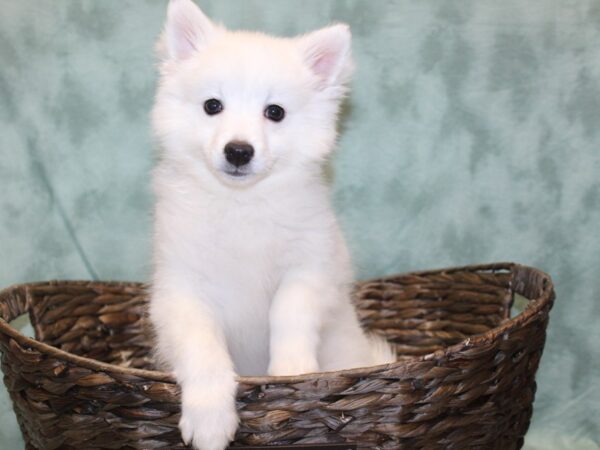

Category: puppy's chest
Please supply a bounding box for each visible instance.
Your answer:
[184,204,289,300]
[189,206,287,374]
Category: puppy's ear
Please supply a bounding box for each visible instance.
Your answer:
[297,24,353,89]
[161,0,219,60]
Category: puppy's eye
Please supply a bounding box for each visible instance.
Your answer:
[204,98,223,115]
[264,104,285,122]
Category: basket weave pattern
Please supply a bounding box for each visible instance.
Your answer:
[0,263,554,449]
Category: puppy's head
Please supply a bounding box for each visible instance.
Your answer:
[152,0,352,188]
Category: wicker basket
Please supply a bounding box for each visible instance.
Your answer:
[0,263,554,450]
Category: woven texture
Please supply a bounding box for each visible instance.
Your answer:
[0,263,554,449]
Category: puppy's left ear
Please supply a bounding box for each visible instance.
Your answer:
[297,24,353,89]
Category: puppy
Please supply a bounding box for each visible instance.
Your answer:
[150,1,395,448]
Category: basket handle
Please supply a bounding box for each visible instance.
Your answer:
[0,284,29,324]
[511,264,554,301]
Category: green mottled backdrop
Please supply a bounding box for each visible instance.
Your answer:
[1,1,599,449]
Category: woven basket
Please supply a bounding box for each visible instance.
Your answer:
[0,263,554,450]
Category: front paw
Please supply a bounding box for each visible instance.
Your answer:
[179,381,239,450]
[268,354,319,376]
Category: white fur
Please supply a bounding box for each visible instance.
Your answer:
[150,1,395,449]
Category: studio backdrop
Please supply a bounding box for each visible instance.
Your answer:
[1,1,599,449]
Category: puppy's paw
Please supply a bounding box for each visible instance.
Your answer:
[179,380,238,450]
[268,354,319,376]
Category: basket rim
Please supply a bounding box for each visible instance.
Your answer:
[0,262,555,386]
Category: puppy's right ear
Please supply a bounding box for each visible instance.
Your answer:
[161,0,219,60]
[297,24,353,90]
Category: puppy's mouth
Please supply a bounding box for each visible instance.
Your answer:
[217,160,266,185]
[223,168,251,178]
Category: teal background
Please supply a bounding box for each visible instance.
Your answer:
[1,1,599,449]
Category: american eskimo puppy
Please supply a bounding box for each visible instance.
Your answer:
[149,1,395,448]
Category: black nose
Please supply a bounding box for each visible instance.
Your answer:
[224,141,254,167]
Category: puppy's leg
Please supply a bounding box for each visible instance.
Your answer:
[319,303,396,371]
[267,273,329,376]
[151,287,238,450]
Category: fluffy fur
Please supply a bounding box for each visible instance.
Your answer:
[150,1,395,449]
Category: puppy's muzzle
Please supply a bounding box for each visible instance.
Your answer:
[224,141,254,167]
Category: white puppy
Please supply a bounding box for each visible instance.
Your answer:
[149,1,395,449]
